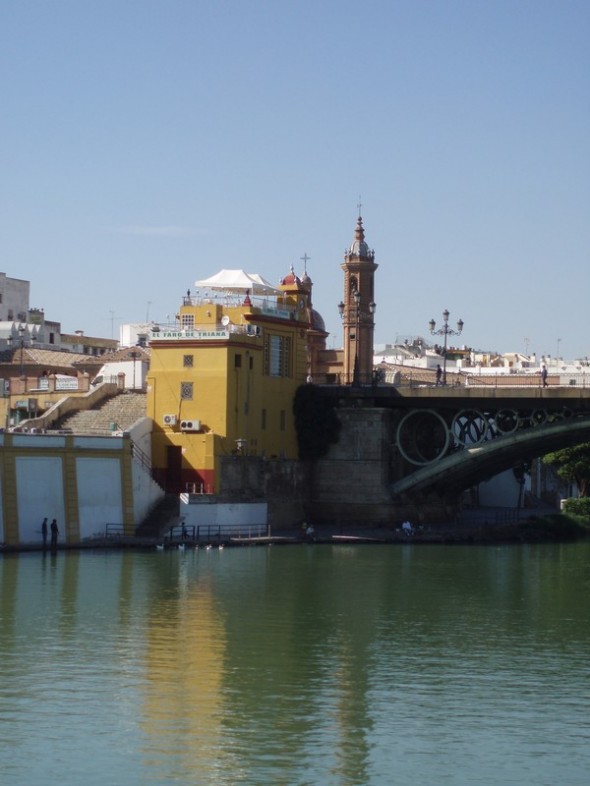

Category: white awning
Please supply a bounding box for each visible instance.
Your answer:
[194,269,280,295]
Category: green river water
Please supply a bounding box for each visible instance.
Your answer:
[1,542,589,785]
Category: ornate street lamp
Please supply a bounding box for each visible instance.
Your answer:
[428,309,464,385]
[130,350,139,389]
[7,324,28,378]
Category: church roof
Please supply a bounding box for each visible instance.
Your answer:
[280,265,302,287]
[347,216,374,259]
[309,308,326,333]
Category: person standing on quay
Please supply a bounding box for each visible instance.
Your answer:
[541,364,548,387]
[41,518,48,548]
[50,519,59,549]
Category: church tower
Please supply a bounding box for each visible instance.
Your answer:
[340,213,378,384]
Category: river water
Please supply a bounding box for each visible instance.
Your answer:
[1,542,589,786]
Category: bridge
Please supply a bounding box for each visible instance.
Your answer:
[322,382,590,502]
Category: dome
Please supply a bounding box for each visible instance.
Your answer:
[347,216,374,259]
[309,308,326,333]
[280,264,301,287]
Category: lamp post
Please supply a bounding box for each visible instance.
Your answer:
[8,324,27,378]
[428,309,464,385]
[130,350,138,390]
[338,299,345,381]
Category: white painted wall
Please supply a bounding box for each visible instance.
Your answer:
[180,499,267,530]
[0,272,29,323]
[128,418,152,455]
[16,456,66,544]
[132,461,165,524]
[6,433,161,544]
[91,360,148,390]
[76,457,123,538]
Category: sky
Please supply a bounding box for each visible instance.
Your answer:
[1,0,589,360]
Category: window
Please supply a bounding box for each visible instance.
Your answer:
[180,382,193,400]
[181,314,194,330]
[183,355,194,368]
[234,354,242,368]
[264,334,292,377]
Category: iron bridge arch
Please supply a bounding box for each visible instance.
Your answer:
[392,407,590,499]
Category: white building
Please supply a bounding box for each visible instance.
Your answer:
[119,323,152,348]
[0,273,29,324]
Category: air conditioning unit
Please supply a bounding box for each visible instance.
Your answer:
[180,419,201,432]
[163,414,177,426]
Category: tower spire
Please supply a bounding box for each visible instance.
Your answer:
[340,211,378,385]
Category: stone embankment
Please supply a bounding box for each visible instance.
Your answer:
[3,513,587,553]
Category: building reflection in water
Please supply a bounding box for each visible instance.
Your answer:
[140,568,231,782]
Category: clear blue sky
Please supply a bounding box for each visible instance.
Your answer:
[2,0,589,359]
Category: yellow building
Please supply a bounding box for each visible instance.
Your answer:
[147,267,327,493]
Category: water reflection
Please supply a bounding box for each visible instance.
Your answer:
[142,570,228,783]
[0,543,589,785]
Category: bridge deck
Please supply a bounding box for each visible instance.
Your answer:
[323,384,590,412]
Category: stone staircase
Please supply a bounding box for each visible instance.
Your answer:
[135,493,181,537]
[55,391,148,435]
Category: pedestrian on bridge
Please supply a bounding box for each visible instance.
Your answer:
[436,365,443,386]
[541,365,548,387]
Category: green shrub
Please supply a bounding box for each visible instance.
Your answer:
[562,497,590,519]
[513,513,589,541]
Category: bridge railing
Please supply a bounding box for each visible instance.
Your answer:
[317,370,590,389]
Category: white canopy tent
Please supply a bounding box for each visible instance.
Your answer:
[194,269,281,295]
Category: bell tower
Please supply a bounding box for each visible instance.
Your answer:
[339,212,378,384]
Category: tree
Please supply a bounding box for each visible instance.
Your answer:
[543,443,590,497]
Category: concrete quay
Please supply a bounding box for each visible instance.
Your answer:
[1,508,581,553]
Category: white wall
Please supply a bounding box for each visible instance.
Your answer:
[180,499,267,530]
[6,433,159,544]
[15,456,66,544]
[0,273,30,323]
[132,461,165,523]
[76,457,123,538]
